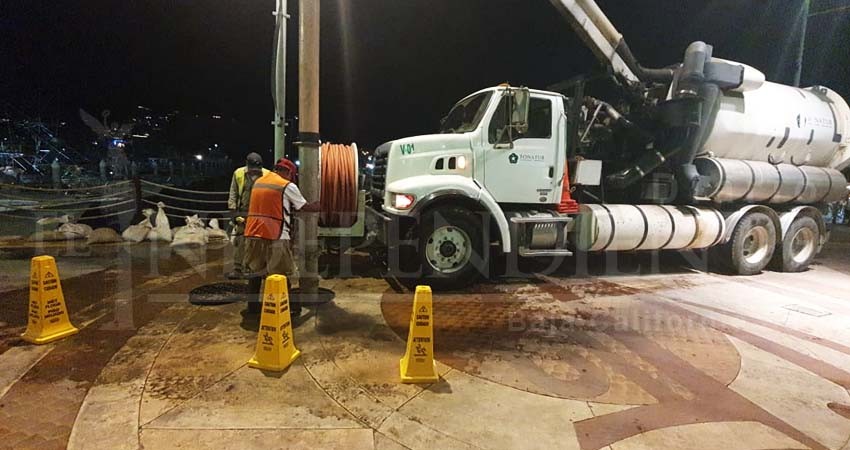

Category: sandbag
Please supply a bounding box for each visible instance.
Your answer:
[122,224,150,243]
[170,215,208,247]
[87,227,123,245]
[206,218,228,241]
[147,202,173,242]
[123,210,154,243]
[58,222,93,239]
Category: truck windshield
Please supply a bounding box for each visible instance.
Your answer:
[440,92,493,134]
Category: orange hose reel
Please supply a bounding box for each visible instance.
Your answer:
[319,143,359,228]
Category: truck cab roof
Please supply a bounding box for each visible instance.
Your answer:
[461,86,564,102]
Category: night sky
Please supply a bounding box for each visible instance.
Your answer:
[2,0,848,159]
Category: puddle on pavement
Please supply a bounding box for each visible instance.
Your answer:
[380,281,740,404]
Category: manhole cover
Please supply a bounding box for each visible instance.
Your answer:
[783,304,830,317]
[189,282,249,305]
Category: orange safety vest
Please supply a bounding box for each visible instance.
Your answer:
[245,172,290,240]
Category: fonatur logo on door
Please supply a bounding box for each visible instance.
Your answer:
[509,153,544,164]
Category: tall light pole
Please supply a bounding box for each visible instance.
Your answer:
[297,0,321,296]
[793,0,810,87]
[793,0,850,87]
[272,0,289,162]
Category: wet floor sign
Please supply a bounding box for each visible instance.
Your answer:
[22,256,79,345]
[248,275,301,371]
[400,286,439,383]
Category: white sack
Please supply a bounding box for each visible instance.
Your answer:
[170,215,208,247]
[122,210,154,243]
[58,222,93,239]
[147,202,173,242]
[206,218,228,241]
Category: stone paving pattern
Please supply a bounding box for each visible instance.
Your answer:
[1,235,850,449]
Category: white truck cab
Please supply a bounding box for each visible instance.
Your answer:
[372,86,577,288]
[380,86,568,216]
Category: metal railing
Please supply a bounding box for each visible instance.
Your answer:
[0,178,230,225]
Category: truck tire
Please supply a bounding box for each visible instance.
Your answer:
[773,216,819,273]
[415,207,489,291]
[718,211,776,276]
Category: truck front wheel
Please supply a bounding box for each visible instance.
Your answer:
[717,211,777,275]
[416,207,489,290]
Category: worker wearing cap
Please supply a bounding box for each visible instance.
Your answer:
[244,157,319,317]
[227,153,269,279]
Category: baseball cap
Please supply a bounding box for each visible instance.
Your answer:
[274,158,298,175]
[246,153,263,169]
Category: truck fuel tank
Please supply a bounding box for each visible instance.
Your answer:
[574,204,725,252]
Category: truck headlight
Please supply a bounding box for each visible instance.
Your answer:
[457,155,467,170]
[393,193,415,210]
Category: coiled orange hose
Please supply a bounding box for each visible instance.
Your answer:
[320,143,358,228]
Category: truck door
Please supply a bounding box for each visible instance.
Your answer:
[482,94,559,204]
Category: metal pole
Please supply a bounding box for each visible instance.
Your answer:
[51,159,60,188]
[297,0,321,296]
[793,0,810,87]
[796,3,850,86]
[132,176,142,222]
[273,0,289,162]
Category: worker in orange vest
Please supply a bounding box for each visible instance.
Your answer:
[243,157,319,317]
[227,152,269,279]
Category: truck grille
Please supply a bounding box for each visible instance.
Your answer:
[370,142,390,207]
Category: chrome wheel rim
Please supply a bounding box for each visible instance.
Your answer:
[742,226,770,265]
[425,226,471,274]
[790,227,816,264]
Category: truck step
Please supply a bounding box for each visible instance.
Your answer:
[518,249,574,257]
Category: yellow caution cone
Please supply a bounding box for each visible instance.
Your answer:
[400,286,439,383]
[248,275,301,371]
[22,256,79,345]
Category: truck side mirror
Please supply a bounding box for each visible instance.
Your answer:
[511,87,530,134]
[494,87,531,149]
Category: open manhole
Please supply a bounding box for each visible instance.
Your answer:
[189,282,249,305]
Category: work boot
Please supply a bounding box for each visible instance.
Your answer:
[226,268,244,280]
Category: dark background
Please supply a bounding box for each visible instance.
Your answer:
[1,0,848,159]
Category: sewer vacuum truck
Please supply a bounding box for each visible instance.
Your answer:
[326,0,850,290]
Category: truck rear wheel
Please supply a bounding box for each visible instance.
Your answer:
[415,207,488,291]
[773,216,819,273]
[718,212,776,275]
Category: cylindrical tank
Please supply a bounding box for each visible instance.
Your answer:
[574,204,725,252]
[694,158,847,204]
[702,81,850,170]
